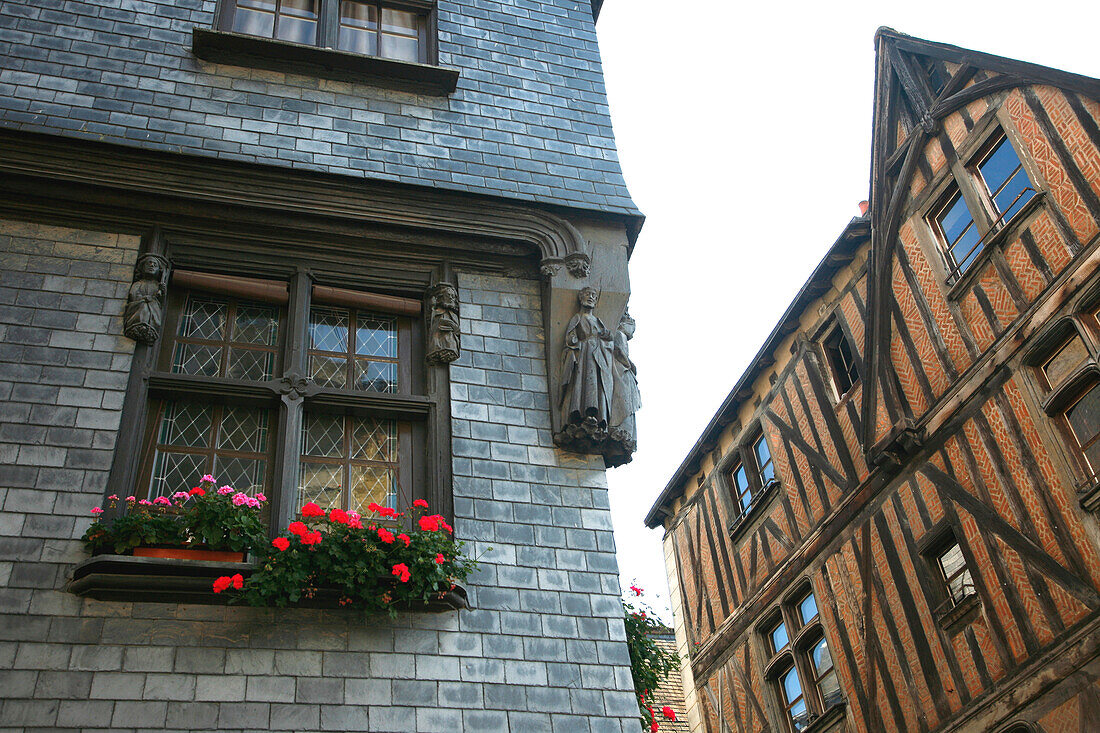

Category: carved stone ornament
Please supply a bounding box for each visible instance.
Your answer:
[122,253,169,345]
[563,252,591,278]
[276,370,317,402]
[553,290,639,467]
[425,282,461,365]
[540,262,562,280]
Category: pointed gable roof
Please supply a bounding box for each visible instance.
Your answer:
[860,29,1100,453]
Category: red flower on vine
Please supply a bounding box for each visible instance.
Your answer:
[418,514,441,532]
[630,584,643,596]
[435,553,445,564]
[392,563,411,583]
[288,521,308,536]
[300,530,322,546]
[413,499,429,509]
[231,573,244,590]
[662,706,676,721]
[189,486,205,496]
[329,508,349,524]
[272,537,290,551]
[212,576,232,593]
[397,533,411,547]
[377,528,395,544]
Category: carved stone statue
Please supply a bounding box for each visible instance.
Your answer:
[608,310,640,457]
[559,286,614,429]
[426,283,460,365]
[123,253,168,345]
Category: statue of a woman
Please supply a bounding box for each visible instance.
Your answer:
[426,283,460,364]
[609,310,641,449]
[123,254,168,345]
[559,287,614,431]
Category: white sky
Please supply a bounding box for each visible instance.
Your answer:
[596,0,1100,621]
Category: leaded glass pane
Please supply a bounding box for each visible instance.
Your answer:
[781,665,802,704]
[756,435,775,483]
[179,298,227,341]
[980,138,1035,222]
[354,358,397,393]
[277,0,317,44]
[820,669,843,707]
[302,413,344,458]
[811,636,834,675]
[947,567,975,603]
[298,462,343,511]
[233,304,278,345]
[338,0,378,55]
[218,406,269,453]
[173,342,222,377]
[350,464,395,512]
[355,315,397,358]
[159,402,212,448]
[1067,386,1100,448]
[228,348,274,381]
[381,7,417,33]
[234,0,276,37]
[350,416,396,462]
[798,591,818,626]
[150,451,206,499]
[213,455,267,494]
[310,307,349,353]
[1043,336,1089,388]
[311,355,347,388]
[938,543,966,579]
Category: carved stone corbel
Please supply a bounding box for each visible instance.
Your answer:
[122,253,170,345]
[563,252,591,278]
[425,282,460,365]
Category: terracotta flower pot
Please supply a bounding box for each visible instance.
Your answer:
[133,546,245,563]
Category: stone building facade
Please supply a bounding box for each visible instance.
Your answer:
[647,31,1100,733]
[0,1,644,731]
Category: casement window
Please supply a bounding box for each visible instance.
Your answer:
[934,539,976,606]
[929,128,1037,282]
[819,317,860,400]
[726,431,778,523]
[137,272,429,520]
[218,0,433,64]
[762,585,843,732]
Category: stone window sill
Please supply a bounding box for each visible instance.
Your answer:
[192,28,460,96]
[68,554,469,611]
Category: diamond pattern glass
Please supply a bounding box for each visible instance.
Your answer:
[214,455,267,494]
[218,406,269,453]
[179,298,227,341]
[160,402,213,448]
[310,308,349,353]
[150,451,206,499]
[356,315,397,358]
[354,358,397,393]
[173,343,222,377]
[351,417,395,462]
[228,348,274,381]
[310,355,347,388]
[302,413,344,458]
[298,462,343,511]
[350,465,394,512]
[233,304,278,345]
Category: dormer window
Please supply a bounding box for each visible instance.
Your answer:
[820,317,860,400]
[725,430,779,526]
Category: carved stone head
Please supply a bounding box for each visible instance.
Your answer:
[136,253,167,279]
[619,310,635,339]
[430,283,458,310]
[578,286,598,309]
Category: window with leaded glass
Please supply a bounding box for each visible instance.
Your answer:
[298,412,408,513]
[730,462,752,516]
[762,584,844,732]
[309,306,400,393]
[171,295,280,381]
[1040,334,1089,391]
[219,0,431,64]
[726,429,779,524]
[928,128,1038,282]
[1064,385,1100,474]
[144,401,272,499]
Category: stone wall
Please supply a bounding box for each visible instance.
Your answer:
[0,0,638,216]
[0,222,639,731]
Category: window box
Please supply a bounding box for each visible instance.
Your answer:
[132,546,246,563]
[68,554,469,611]
[192,28,459,95]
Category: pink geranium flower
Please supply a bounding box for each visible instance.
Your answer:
[255,493,267,502]
[217,485,234,495]
[90,507,103,515]
[231,493,248,506]
[201,474,216,484]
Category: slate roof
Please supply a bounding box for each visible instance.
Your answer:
[0,0,641,221]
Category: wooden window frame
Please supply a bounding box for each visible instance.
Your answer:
[819,316,860,402]
[216,0,437,64]
[759,583,844,733]
[124,268,442,536]
[927,126,1040,285]
[722,427,780,528]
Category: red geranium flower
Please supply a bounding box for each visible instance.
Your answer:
[650,723,659,732]
[661,707,676,721]
[413,499,429,509]
[434,553,445,564]
[418,515,441,532]
[272,537,290,551]
[391,563,411,583]
[630,584,643,596]
[288,521,308,536]
[301,530,322,546]
[301,502,325,517]
[329,508,349,524]
[397,533,411,547]
[212,576,232,593]
[377,528,395,544]
[231,573,244,590]
[189,487,205,497]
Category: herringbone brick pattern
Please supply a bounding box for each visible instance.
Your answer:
[1036,87,1100,207]
[1003,238,1047,300]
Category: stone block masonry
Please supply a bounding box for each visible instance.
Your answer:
[0,0,640,217]
[0,220,640,731]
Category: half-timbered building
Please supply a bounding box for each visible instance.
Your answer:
[647,30,1100,733]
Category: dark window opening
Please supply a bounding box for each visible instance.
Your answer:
[821,320,860,398]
